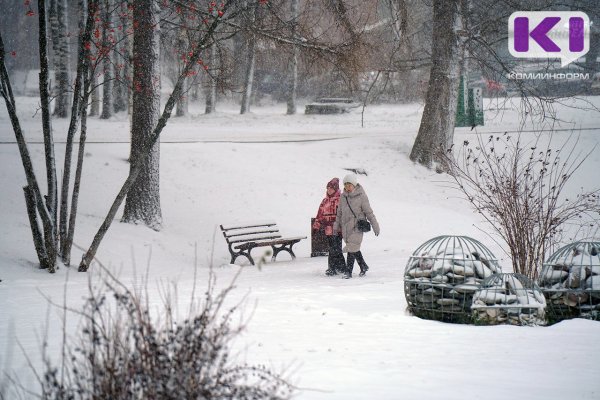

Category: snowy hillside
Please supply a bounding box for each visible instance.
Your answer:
[1,96,600,399]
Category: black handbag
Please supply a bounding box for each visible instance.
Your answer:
[345,197,371,233]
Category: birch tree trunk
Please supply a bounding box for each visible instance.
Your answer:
[60,0,96,263]
[409,0,463,170]
[52,0,70,118]
[240,2,257,115]
[205,41,217,114]
[39,0,58,271]
[121,0,162,230]
[89,72,100,116]
[175,7,189,117]
[286,0,299,115]
[113,2,128,113]
[175,78,189,117]
[100,0,114,119]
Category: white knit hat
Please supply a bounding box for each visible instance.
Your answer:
[343,173,358,186]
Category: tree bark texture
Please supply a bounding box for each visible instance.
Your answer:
[100,0,114,119]
[89,72,100,116]
[286,0,299,115]
[38,0,58,271]
[114,2,130,113]
[51,0,70,118]
[64,81,90,266]
[122,0,162,230]
[60,0,96,263]
[409,0,463,170]
[240,2,257,115]
[1,31,54,271]
[24,186,50,269]
[175,7,189,117]
[205,41,217,114]
[176,76,189,117]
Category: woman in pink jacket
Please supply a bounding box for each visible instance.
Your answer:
[313,178,346,276]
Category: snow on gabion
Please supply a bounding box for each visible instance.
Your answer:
[471,273,546,326]
[538,241,600,322]
[404,236,502,323]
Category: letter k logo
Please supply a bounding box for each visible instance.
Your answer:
[514,16,561,52]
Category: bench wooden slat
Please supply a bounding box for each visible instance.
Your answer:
[223,228,280,239]
[234,236,306,250]
[220,221,277,231]
[228,234,282,244]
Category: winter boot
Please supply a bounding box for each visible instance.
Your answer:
[325,268,337,276]
[344,252,356,279]
[329,235,346,274]
[356,251,369,277]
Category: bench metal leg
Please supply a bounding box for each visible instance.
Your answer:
[228,245,255,265]
[271,240,300,262]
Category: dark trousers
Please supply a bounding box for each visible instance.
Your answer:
[346,251,368,275]
[328,235,346,272]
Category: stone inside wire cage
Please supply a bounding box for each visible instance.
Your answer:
[404,235,502,323]
[538,241,600,322]
[472,273,546,326]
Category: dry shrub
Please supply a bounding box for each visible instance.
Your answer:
[19,266,292,400]
[441,132,600,280]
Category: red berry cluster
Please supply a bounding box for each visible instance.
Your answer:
[208,1,225,18]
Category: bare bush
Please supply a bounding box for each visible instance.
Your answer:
[441,132,600,280]
[15,267,292,400]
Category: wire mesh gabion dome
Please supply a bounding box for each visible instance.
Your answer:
[471,273,546,326]
[404,235,502,323]
[538,241,600,322]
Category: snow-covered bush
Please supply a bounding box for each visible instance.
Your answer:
[23,268,292,400]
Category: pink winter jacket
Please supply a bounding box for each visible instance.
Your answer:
[313,179,341,236]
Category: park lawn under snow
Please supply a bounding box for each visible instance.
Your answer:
[1,95,600,399]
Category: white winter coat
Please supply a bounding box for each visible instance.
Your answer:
[333,184,380,253]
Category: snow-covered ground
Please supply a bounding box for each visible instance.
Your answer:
[1,95,600,399]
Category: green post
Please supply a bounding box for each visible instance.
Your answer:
[456,76,484,127]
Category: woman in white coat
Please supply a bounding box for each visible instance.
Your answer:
[333,174,380,278]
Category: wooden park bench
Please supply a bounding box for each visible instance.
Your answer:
[304,97,360,114]
[220,221,306,265]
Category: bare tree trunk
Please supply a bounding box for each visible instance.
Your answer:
[113,2,128,113]
[89,72,100,116]
[122,1,133,118]
[0,31,54,271]
[240,2,257,115]
[100,0,114,119]
[205,41,217,114]
[409,0,463,170]
[23,186,50,269]
[286,0,299,115]
[240,41,256,114]
[121,0,162,229]
[38,0,58,271]
[176,77,189,117]
[60,0,97,264]
[52,0,70,118]
[64,76,91,266]
[175,7,189,117]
